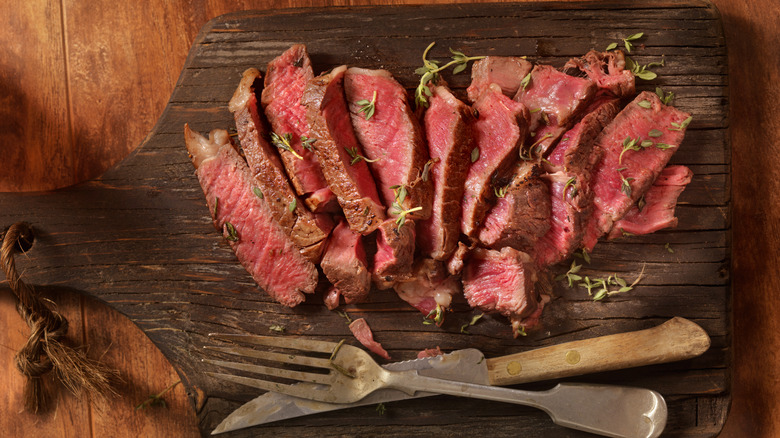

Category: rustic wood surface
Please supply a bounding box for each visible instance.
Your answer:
[0,0,773,436]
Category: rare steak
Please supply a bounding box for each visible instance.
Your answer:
[320,218,370,306]
[564,50,636,98]
[478,161,550,252]
[229,68,331,262]
[582,91,692,250]
[372,218,416,286]
[302,65,386,234]
[462,247,541,337]
[393,258,461,315]
[261,44,337,213]
[417,83,476,260]
[466,56,533,103]
[461,84,530,238]
[184,125,318,307]
[608,165,693,238]
[344,67,433,219]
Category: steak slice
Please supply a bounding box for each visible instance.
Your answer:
[393,258,461,315]
[344,67,433,219]
[184,125,317,307]
[349,318,391,360]
[261,44,337,213]
[466,56,533,103]
[608,165,693,238]
[462,247,541,336]
[533,97,622,267]
[564,49,636,98]
[461,84,530,238]
[514,65,596,155]
[320,218,370,306]
[302,65,386,234]
[372,218,416,286]
[478,161,550,252]
[582,91,692,250]
[229,68,331,262]
[417,84,476,260]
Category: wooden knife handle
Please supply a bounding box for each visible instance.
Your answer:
[486,317,711,386]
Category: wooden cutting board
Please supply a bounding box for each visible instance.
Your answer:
[0,1,729,436]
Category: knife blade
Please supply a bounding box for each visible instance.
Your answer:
[212,316,709,434]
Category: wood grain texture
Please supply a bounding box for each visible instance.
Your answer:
[3,0,777,436]
[0,2,730,436]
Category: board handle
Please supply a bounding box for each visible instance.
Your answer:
[486,317,711,386]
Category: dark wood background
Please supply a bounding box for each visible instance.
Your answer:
[0,0,774,436]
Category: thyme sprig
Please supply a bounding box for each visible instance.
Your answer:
[494,184,510,198]
[460,313,484,334]
[224,221,239,242]
[356,90,378,120]
[620,173,635,197]
[136,380,181,411]
[670,116,693,131]
[346,147,379,165]
[579,264,646,301]
[414,43,485,108]
[656,87,675,105]
[619,136,641,164]
[271,132,303,160]
[300,135,316,151]
[520,133,554,161]
[562,177,577,201]
[390,185,422,228]
[626,57,664,81]
[329,339,356,378]
[423,303,445,327]
[422,157,440,182]
[555,260,583,287]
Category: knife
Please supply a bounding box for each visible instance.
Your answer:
[212,317,709,434]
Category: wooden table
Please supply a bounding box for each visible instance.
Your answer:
[0,0,775,436]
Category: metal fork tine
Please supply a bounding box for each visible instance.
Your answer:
[208,333,336,354]
[205,372,331,401]
[204,358,334,386]
[204,345,332,370]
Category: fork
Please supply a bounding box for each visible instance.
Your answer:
[204,334,666,438]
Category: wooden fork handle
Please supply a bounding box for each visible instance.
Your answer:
[486,317,711,386]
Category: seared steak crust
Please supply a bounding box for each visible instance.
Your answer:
[302,65,386,235]
[229,68,331,262]
[320,218,370,305]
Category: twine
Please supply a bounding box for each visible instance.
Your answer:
[1,222,118,413]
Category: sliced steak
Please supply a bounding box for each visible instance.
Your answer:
[261,44,337,213]
[229,68,331,262]
[466,56,533,103]
[447,241,471,276]
[564,50,635,98]
[320,218,370,306]
[533,97,622,267]
[393,258,462,315]
[184,125,317,307]
[582,91,692,250]
[461,84,530,238]
[608,165,693,238]
[514,65,596,155]
[348,318,391,360]
[344,67,433,219]
[478,161,550,252]
[302,65,386,234]
[462,247,541,336]
[417,84,476,260]
[372,218,416,286]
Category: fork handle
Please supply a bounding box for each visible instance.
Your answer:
[385,372,666,438]
[486,317,710,386]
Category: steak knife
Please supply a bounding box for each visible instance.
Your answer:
[211,317,709,434]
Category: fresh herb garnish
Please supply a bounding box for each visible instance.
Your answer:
[555,260,583,287]
[625,57,664,81]
[422,158,440,182]
[300,136,316,151]
[423,303,445,326]
[337,310,352,324]
[563,177,577,201]
[605,42,618,51]
[390,185,422,228]
[213,197,219,216]
[270,132,303,160]
[346,147,379,165]
[670,116,693,131]
[520,133,554,161]
[414,43,485,108]
[376,403,386,415]
[574,248,591,264]
[356,90,378,120]
[494,184,510,198]
[269,325,285,332]
[224,221,239,242]
[655,87,675,105]
[136,380,181,411]
[638,100,652,109]
[665,243,674,253]
[288,199,297,213]
[656,143,674,150]
[619,136,641,164]
[253,187,263,199]
[620,173,635,197]
[579,265,645,301]
[648,129,663,138]
[637,196,646,212]
[460,313,484,334]
[514,325,527,337]
[622,32,644,53]
[328,339,356,378]
[520,72,532,90]
[471,147,480,163]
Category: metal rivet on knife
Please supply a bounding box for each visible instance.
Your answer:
[565,350,581,365]
[506,361,522,375]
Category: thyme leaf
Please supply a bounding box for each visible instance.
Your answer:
[213,197,219,217]
[562,177,577,201]
[670,116,693,131]
[638,100,652,109]
[605,42,618,51]
[622,32,644,53]
[655,87,675,105]
[520,72,532,90]
[648,129,663,138]
[620,173,635,197]
[390,185,422,228]
[269,325,285,332]
[422,157,440,182]
[253,187,263,199]
[494,184,510,198]
[376,403,386,415]
[555,260,582,287]
[471,147,480,163]
[460,313,484,334]
[423,303,445,327]
[665,243,674,253]
[288,199,297,213]
[300,136,316,151]
[619,136,641,164]
[356,90,377,120]
[270,132,304,160]
[224,221,239,242]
